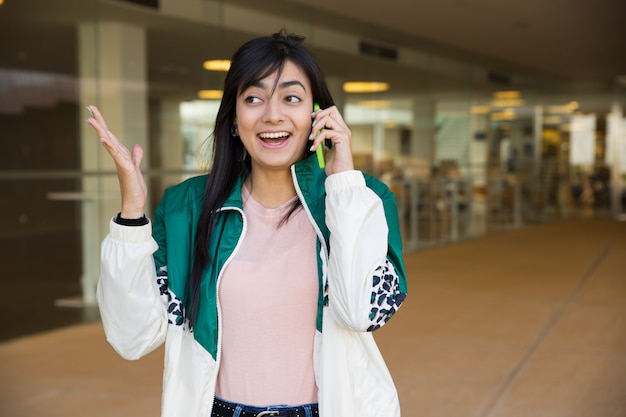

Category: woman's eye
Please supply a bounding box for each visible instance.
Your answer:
[245,96,262,104]
[285,95,301,103]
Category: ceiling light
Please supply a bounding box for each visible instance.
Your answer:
[547,101,579,114]
[490,108,517,121]
[491,98,524,107]
[197,90,223,99]
[358,100,391,108]
[343,82,390,93]
[493,90,521,99]
[203,60,231,71]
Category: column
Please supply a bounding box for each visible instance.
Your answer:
[78,21,148,305]
[609,96,624,217]
[159,99,184,194]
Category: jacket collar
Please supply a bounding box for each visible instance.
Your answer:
[221,154,327,210]
[293,154,329,241]
[219,154,329,237]
[222,171,247,210]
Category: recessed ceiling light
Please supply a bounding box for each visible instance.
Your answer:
[197,90,223,99]
[358,100,392,108]
[491,98,524,107]
[343,82,390,93]
[203,60,231,71]
[490,108,517,121]
[546,102,579,114]
[493,90,521,99]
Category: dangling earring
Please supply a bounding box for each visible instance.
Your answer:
[231,124,239,137]
[240,147,248,162]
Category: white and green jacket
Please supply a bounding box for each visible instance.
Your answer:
[97,154,408,417]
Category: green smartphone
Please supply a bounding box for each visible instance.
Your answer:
[313,103,325,168]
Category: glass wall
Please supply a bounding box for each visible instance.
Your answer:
[1,0,624,339]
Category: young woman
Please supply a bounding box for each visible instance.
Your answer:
[87,30,407,417]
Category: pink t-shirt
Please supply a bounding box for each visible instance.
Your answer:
[215,186,319,406]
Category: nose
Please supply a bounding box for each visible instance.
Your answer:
[262,97,284,124]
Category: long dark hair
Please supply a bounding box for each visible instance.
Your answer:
[187,30,335,325]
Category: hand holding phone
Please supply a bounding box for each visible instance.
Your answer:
[311,103,353,174]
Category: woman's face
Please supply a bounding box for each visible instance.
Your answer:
[235,60,313,172]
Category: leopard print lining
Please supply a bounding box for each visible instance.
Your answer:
[156,266,191,331]
[367,260,405,331]
[322,259,406,331]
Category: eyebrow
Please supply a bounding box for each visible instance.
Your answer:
[250,79,307,92]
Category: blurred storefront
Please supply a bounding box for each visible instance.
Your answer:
[0,0,625,320]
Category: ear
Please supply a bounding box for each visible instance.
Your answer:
[231,124,240,137]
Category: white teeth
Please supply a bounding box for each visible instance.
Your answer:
[259,132,289,139]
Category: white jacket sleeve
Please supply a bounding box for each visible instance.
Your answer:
[97,218,168,360]
[325,170,389,332]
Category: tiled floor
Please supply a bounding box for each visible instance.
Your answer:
[1,218,625,417]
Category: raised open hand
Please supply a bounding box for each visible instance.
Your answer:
[86,105,147,218]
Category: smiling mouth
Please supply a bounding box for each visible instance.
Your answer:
[259,131,290,145]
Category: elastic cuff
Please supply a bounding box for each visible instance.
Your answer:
[114,212,149,226]
[109,217,152,243]
[324,170,365,193]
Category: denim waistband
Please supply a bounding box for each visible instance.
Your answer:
[212,396,319,417]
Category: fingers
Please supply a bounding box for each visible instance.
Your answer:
[132,144,144,168]
[86,106,113,145]
[87,105,111,133]
[86,105,126,152]
[86,105,127,153]
[309,105,350,151]
[85,105,137,168]
[310,105,354,173]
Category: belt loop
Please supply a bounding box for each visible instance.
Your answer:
[233,404,244,417]
[303,404,312,417]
